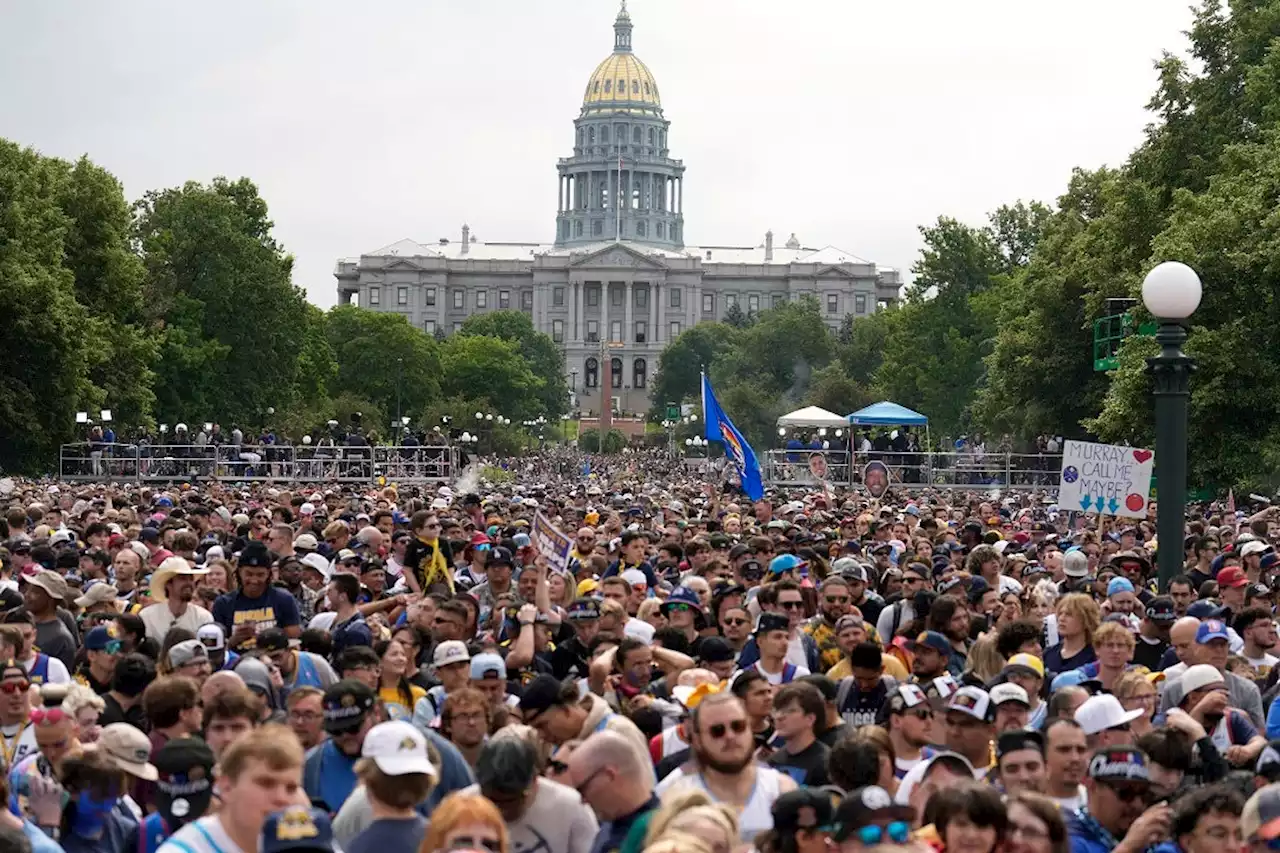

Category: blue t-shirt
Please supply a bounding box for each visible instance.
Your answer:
[60,803,137,853]
[347,816,428,853]
[22,821,65,853]
[330,614,373,656]
[302,740,359,815]
[1043,643,1096,678]
[211,589,301,645]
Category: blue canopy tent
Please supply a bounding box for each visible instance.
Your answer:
[846,401,931,453]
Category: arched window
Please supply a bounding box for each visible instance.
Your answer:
[575,220,584,236]
[618,79,625,93]
[632,80,639,94]
[659,131,666,149]
[656,222,664,238]
[636,221,646,237]
[604,80,612,93]
[633,126,641,144]
[648,128,656,146]
[577,128,584,147]
[585,358,599,388]
[644,82,650,95]
[611,358,623,388]
[588,127,595,145]
[634,358,647,388]
[593,220,603,236]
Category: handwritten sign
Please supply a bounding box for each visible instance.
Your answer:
[1058,440,1154,519]
[533,510,572,574]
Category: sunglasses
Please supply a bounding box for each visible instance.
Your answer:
[824,596,850,604]
[667,603,691,613]
[707,719,748,739]
[723,617,749,627]
[855,822,912,845]
[779,601,805,610]
[907,708,934,721]
[475,543,491,551]
[30,708,67,725]
[0,681,30,695]
[1103,784,1151,804]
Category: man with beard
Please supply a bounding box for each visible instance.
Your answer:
[927,597,971,676]
[141,557,214,641]
[910,631,952,682]
[994,729,1046,796]
[21,571,77,671]
[655,692,796,843]
[1043,718,1090,810]
[1066,747,1170,853]
[801,574,853,671]
[259,628,337,695]
[302,680,378,814]
[276,555,320,623]
[884,683,933,780]
[212,542,301,651]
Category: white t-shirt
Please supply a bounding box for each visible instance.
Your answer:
[1047,786,1087,811]
[140,603,215,642]
[1246,653,1279,680]
[746,660,810,686]
[785,633,808,670]
[308,612,338,632]
[0,724,38,771]
[158,815,243,853]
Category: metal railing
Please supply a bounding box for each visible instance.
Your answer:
[58,444,460,484]
[763,450,1063,491]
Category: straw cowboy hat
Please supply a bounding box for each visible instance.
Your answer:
[149,556,209,603]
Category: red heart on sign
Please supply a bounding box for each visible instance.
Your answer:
[1126,493,1146,512]
[1132,450,1152,463]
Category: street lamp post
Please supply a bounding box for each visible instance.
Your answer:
[1142,261,1201,591]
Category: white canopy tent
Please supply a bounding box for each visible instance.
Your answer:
[776,406,849,429]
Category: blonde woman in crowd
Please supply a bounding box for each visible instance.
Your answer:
[640,789,738,853]
[964,635,1005,685]
[1113,671,1158,738]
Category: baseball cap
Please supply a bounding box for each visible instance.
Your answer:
[470,653,507,682]
[1218,566,1250,588]
[1196,619,1231,643]
[1144,596,1177,624]
[1242,540,1270,558]
[197,624,226,652]
[321,680,377,734]
[997,729,1044,759]
[84,625,119,652]
[167,640,209,670]
[912,631,951,656]
[260,806,336,853]
[1063,550,1089,578]
[1174,663,1225,704]
[361,721,437,777]
[1003,653,1046,680]
[300,553,331,579]
[989,683,1030,707]
[256,629,291,653]
[923,673,960,705]
[99,723,159,780]
[432,641,470,668]
[945,686,994,722]
[1074,694,1143,735]
[517,674,564,723]
[771,788,837,836]
[755,613,790,636]
[1106,577,1135,596]
[831,786,915,842]
[293,533,319,552]
[237,541,273,569]
[1244,784,1280,841]
[153,737,215,826]
[886,684,929,715]
[1087,747,1150,783]
[566,599,601,621]
[697,636,735,664]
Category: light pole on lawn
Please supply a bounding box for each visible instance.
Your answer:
[1142,261,1201,591]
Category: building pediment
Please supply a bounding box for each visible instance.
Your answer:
[383,258,428,271]
[569,243,668,270]
[814,265,856,279]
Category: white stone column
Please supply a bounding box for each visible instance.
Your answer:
[651,282,660,345]
[624,281,633,345]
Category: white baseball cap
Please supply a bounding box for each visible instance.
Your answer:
[361,721,437,777]
[989,683,1030,707]
[432,640,470,668]
[300,553,331,580]
[1074,694,1143,735]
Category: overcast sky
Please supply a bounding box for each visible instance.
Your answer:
[2,1,1196,308]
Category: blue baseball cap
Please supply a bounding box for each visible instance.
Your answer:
[470,653,507,681]
[769,554,805,575]
[660,586,703,614]
[1107,577,1135,596]
[1196,619,1230,643]
[1187,600,1226,620]
[84,626,116,652]
[912,631,951,655]
[260,806,335,853]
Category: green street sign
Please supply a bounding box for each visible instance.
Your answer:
[665,402,679,421]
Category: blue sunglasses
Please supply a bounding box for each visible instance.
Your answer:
[856,822,911,845]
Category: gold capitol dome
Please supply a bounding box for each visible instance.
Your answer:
[582,1,662,116]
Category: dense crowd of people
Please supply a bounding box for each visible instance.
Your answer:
[0,460,1277,853]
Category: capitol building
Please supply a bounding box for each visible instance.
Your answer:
[335,2,902,415]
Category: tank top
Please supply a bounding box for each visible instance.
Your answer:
[696,766,784,842]
[27,655,49,685]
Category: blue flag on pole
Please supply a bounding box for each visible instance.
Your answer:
[701,373,765,501]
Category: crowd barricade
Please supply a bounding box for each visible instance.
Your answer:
[762,450,1064,491]
[58,443,459,484]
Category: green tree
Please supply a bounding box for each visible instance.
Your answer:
[55,156,157,428]
[0,140,95,471]
[649,323,738,416]
[324,305,440,424]
[578,428,627,454]
[723,302,752,329]
[438,335,542,422]
[838,310,891,383]
[135,177,311,427]
[459,310,568,417]
[804,363,872,417]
